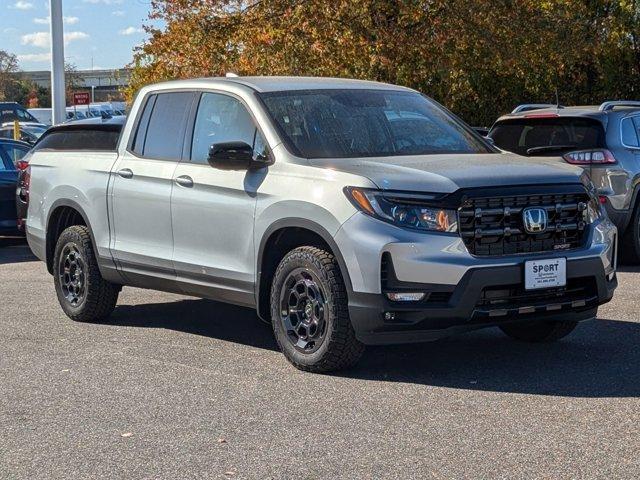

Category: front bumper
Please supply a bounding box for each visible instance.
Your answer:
[334,213,618,345]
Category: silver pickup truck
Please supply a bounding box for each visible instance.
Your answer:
[24,77,618,372]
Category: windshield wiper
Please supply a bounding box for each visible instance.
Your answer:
[526,144,577,155]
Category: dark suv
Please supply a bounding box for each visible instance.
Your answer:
[489,101,640,262]
[0,102,40,125]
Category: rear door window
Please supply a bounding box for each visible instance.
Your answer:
[130,94,156,156]
[621,117,639,147]
[33,129,121,151]
[489,117,606,156]
[140,92,194,161]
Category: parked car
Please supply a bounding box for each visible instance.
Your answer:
[489,101,640,262]
[24,77,617,372]
[66,108,88,121]
[0,138,31,235]
[69,105,104,119]
[29,107,95,124]
[0,123,48,145]
[0,102,41,125]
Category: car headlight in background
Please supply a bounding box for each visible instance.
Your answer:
[345,187,458,233]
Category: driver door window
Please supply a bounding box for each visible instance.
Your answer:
[191,92,264,164]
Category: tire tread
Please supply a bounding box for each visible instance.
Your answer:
[270,246,364,373]
[54,225,119,323]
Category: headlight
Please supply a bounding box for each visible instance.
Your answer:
[345,187,458,233]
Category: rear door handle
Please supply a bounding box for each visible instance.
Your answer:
[175,175,194,188]
[117,168,133,179]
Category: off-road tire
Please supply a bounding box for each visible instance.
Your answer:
[53,225,119,322]
[270,246,365,373]
[500,320,578,342]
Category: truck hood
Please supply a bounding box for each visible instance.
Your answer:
[308,152,585,193]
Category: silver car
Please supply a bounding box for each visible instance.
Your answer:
[490,102,640,263]
[24,77,617,372]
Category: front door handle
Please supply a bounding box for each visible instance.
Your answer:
[175,175,194,188]
[117,168,133,179]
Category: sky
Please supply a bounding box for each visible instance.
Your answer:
[1,0,158,71]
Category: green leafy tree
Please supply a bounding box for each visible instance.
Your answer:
[0,50,20,101]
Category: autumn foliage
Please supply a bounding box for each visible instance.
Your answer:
[126,0,640,125]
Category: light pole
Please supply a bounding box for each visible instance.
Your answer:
[50,0,66,125]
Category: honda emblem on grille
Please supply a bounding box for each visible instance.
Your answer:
[523,207,548,234]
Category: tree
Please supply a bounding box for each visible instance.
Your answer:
[0,50,19,101]
[125,0,640,126]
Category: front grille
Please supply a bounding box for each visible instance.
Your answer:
[458,190,590,256]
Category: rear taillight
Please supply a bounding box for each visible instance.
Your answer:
[562,149,616,165]
[16,160,29,171]
[20,166,31,203]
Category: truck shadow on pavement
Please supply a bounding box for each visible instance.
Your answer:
[107,298,639,398]
[346,317,640,398]
[109,299,278,352]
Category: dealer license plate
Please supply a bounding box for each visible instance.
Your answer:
[524,258,566,290]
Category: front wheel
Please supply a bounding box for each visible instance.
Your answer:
[500,320,578,342]
[270,246,365,373]
[53,225,119,322]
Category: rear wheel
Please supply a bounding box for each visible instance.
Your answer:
[53,225,119,322]
[500,320,578,342]
[622,204,640,264]
[270,246,364,373]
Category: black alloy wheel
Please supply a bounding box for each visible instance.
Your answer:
[279,267,329,353]
[58,243,87,307]
[53,225,119,322]
[270,246,365,372]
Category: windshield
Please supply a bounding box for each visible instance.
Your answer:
[489,117,606,156]
[259,89,490,158]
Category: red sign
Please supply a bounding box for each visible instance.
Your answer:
[73,92,90,105]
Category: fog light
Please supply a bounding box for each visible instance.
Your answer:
[385,292,426,302]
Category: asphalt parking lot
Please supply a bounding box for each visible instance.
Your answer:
[1,237,639,479]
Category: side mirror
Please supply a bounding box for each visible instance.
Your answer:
[208,141,266,170]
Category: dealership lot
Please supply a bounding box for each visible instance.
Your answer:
[1,238,638,479]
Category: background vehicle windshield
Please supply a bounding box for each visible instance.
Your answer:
[260,89,491,158]
[489,117,606,156]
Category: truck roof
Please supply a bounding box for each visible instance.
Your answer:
[146,76,414,93]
